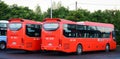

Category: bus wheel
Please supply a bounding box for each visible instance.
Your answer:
[76,45,82,55]
[0,42,6,50]
[105,44,110,52]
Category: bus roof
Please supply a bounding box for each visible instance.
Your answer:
[77,21,114,28]
[9,18,41,24]
[0,20,9,23]
[43,18,76,24]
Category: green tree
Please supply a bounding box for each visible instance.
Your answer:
[0,0,10,20]
[66,9,90,21]
[34,4,43,21]
[44,6,69,19]
[44,1,69,19]
[9,4,36,20]
[35,4,42,15]
[52,1,62,10]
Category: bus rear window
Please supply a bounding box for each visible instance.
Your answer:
[43,23,59,31]
[9,23,22,31]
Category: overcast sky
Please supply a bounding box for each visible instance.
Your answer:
[2,0,120,12]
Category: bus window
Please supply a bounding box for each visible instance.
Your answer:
[0,31,6,36]
[0,23,7,27]
[0,23,7,36]
[112,31,116,41]
[63,24,76,37]
[102,32,110,38]
[9,23,22,31]
[76,25,86,38]
[43,23,59,31]
[26,24,41,37]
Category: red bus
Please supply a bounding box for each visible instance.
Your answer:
[7,18,42,51]
[41,18,116,54]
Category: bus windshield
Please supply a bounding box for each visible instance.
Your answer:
[43,23,59,31]
[9,23,22,31]
[0,23,7,27]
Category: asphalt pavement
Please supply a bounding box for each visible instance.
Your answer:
[0,46,120,59]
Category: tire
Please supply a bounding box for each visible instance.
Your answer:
[0,42,6,50]
[76,45,82,55]
[105,44,110,52]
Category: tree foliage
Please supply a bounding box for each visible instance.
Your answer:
[0,1,9,20]
[34,4,43,21]
[9,4,35,19]
[0,1,40,21]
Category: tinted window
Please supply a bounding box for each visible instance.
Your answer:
[43,23,59,31]
[77,25,86,30]
[76,25,86,38]
[63,24,76,37]
[63,24,113,38]
[96,27,112,38]
[0,23,7,36]
[0,23,7,31]
[9,23,22,31]
[0,30,6,36]
[112,31,116,40]
[26,24,41,37]
[102,32,110,38]
[86,26,96,30]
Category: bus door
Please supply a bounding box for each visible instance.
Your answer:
[96,27,111,50]
[98,32,113,50]
[25,24,41,50]
[42,23,60,50]
[83,29,98,51]
[8,22,23,48]
[63,24,77,52]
